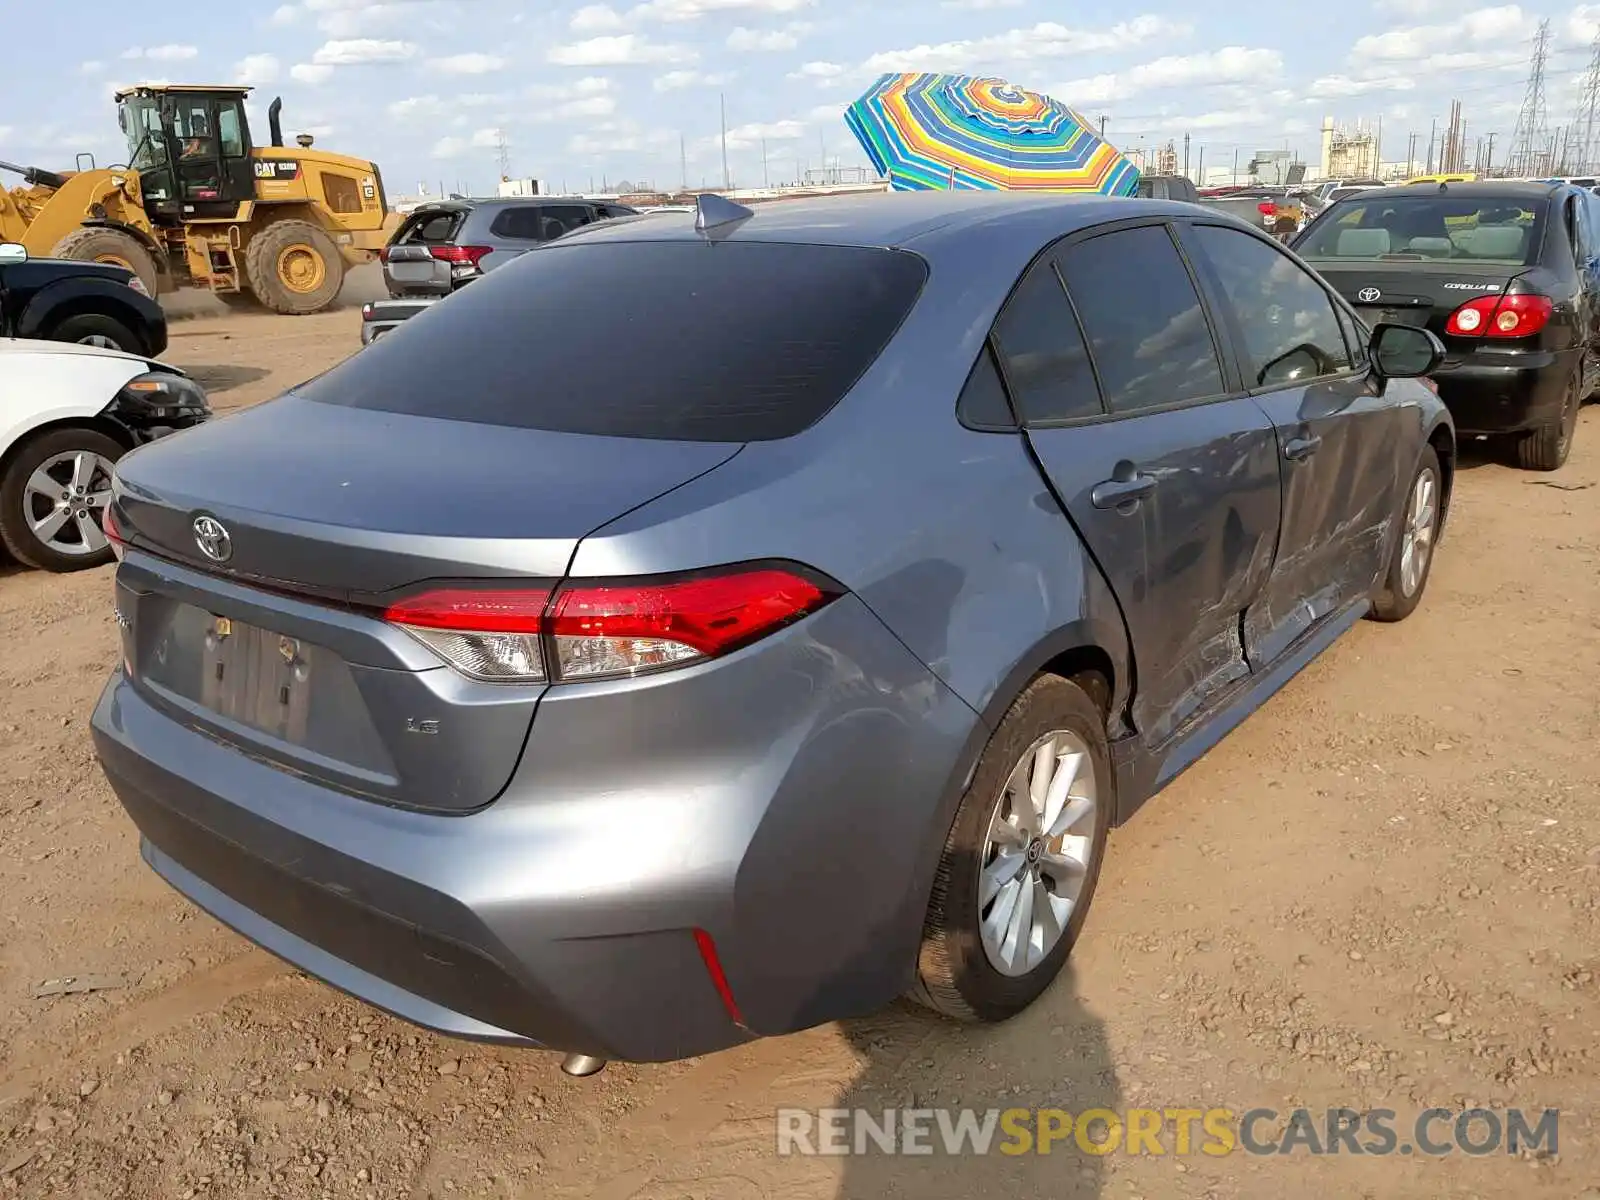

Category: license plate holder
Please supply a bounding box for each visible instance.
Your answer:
[199,615,313,743]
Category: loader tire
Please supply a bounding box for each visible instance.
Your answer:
[52,227,159,297]
[244,220,344,315]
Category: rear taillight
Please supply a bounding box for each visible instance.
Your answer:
[1445,293,1553,338]
[428,245,492,269]
[103,505,126,563]
[382,563,840,684]
[1257,201,1277,216]
[377,246,390,263]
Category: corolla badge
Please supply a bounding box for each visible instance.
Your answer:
[1358,287,1382,302]
[192,515,233,563]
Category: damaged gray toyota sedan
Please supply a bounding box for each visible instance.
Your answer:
[91,191,1454,1075]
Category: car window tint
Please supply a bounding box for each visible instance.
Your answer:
[217,105,245,158]
[301,240,929,441]
[991,260,1102,423]
[1056,225,1225,414]
[1296,194,1544,265]
[539,205,596,239]
[489,206,548,240]
[956,345,1016,429]
[1189,224,1352,388]
[1336,302,1370,368]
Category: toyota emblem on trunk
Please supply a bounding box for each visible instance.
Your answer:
[1358,287,1382,302]
[192,515,233,563]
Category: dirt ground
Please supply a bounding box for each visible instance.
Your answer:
[2,270,1598,1199]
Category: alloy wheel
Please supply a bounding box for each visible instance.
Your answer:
[1398,465,1438,598]
[21,451,116,558]
[979,730,1099,977]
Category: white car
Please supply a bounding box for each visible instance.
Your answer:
[0,339,210,572]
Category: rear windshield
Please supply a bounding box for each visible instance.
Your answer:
[1296,194,1546,265]
[394,208,466,245]
[300,239,929,441]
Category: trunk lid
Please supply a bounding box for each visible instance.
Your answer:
[1303,260,1551,358]
[110,396,741,813]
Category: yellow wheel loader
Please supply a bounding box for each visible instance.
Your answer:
[0,84,387,314]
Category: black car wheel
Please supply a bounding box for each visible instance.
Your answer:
[1516,368,1580,472]
[47,313,146,356]
[910,673,1112,1022]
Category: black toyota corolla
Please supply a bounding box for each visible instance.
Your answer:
[1292,181,1599,470]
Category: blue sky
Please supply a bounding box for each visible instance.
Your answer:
[3,1,1600,193]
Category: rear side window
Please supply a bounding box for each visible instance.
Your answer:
[300,240,930,441]
[397,210,464,245]
[991,259,1102,423]
[1057,225,1225,414]
[539,204,597,238]
[488,205,549,240]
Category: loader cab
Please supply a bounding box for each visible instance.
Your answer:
[116,84,257,222]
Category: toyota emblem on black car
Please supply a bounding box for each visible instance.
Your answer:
[192,515,233,563]
[1358,287,1382,302]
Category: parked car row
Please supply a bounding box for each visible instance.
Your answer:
[89,190,1458,1080]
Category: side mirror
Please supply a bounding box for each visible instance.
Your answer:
[1370,322,1444,379]
[0,243,27,267]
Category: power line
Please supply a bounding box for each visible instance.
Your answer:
[1574,30,1600,174]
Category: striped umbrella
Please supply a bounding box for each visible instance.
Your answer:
[845,72,1139,195]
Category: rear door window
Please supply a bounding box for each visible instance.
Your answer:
[300,240,930,441]
[1188,224,1352,388]
[488,205,549,241]
[1056,224,1226,414]
[538,204,598,239]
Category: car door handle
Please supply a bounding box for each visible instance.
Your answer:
[1090,473,1158,509]
[1284,435,1322,461]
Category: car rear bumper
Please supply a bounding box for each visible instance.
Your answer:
[90,593,980,1063]
[360,299,439,345]
[1431,348,1577,434]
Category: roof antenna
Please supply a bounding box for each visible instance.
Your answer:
[694,192,754,238]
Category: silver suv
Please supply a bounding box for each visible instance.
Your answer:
[380,197,638,298]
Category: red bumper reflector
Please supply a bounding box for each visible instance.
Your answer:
[692,928,746,1027]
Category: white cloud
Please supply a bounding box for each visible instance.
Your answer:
[1052,46,1281,105]
[807,101,846,123]
[290,63,336,84]
[1352,5,1531,62]
[122,44,200,61]
[528,76,614,98]
[571,3,627,31]
[1571,4,1600,42]
[270,3,299,23]
[654,69,731,90]
[534,95,621,120]
[630,0,813,20]
[432,136,471,159]
[549,34,697,65]
[0,126,10,142]
[1306,73,1417,99]
[862,16,1189,74]
[388,95,444,119]
[718,119,805,150]
[430,53,507,74]
[79,61,104,75]
[789,60,842,81]
[234,53,281,86]
[727,24,807,51]
[567,122,678,156]
[312,38,418,64]
[943,0,1023,6]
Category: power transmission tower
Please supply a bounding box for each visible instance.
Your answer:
[1509,19,1552,176]
[494,129,511,180]
[1574,29,1600,175]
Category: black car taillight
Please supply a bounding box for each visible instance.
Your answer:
[381,563,842,684]
[1445,293,1553,338]
[428,245,492,269]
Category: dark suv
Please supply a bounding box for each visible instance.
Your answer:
[380,197,639,298]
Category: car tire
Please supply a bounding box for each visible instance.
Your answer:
[910,673,1112,1023]
[46,312,146,356]
[0,427,126,573]
[1369,444,1443,623]
[1516,369,1580,472]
